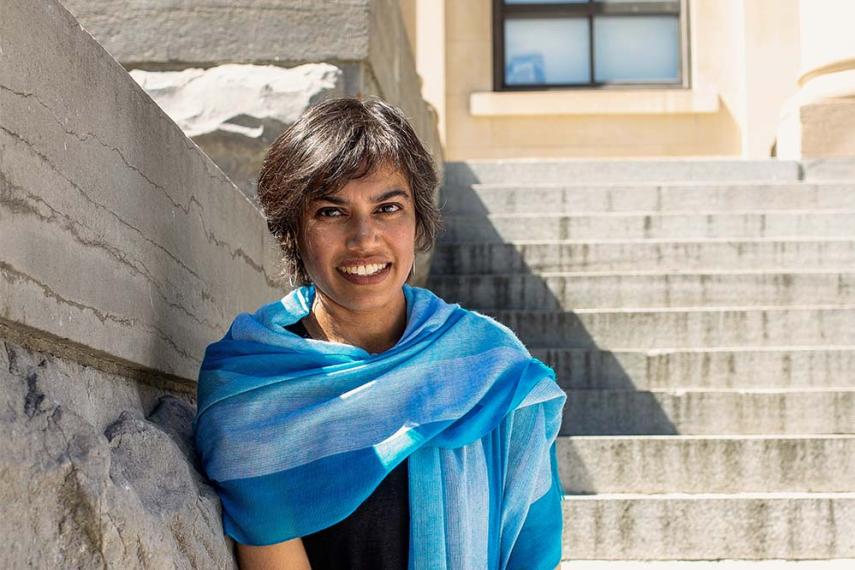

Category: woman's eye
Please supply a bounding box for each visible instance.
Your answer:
[379,203,402,214]
[317,208,342,218]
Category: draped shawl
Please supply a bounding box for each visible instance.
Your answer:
[193,284,566,569]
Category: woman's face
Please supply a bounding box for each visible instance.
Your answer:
[299,162,417,314]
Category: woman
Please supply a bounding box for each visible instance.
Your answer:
[193,97,566,569]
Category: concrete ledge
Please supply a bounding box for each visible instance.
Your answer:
[533,347,855,390]
[558,435,855,494]
[61,0,370,65]
[429,271,855,310]
[561,388,855,435]
[802,157,855,181]
[443,182,855,214]
[470,89,720,117]
[439,211,855,242]
[0,0,282,381]
[563,493,855,560]
[487,306,855,349]
[561,562,855,569]
[430,239,855,274]
[444,159,801,188]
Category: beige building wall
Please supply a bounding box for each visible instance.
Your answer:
[406,0,809,161]
[777,0,855,158]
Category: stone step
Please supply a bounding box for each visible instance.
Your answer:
[444,159,800,190]
[485,306,855,349]
[531,347,855,390]
[561,493,855,560]
[438,211,855,242]
[430,239,855,275]
[560,388,854,435]
[429,271,855,310]
[556,435,855,493]
[560,561,855,569]
[441,182,855,215]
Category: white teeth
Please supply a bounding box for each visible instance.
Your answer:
[338,263,388,276]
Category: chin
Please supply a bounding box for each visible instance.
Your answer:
[318,273,407,310]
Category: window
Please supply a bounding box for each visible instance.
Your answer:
[493,0,690,90]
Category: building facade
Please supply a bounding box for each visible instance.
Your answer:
[401,0,855,160]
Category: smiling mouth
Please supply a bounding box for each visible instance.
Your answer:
[336,262,391,276]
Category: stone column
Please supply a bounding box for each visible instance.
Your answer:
[777,0,855,158]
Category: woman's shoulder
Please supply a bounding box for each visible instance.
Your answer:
[418,286,532,358]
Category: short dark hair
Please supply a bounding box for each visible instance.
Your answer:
[257,96,442,286]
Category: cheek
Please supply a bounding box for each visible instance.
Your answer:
[299,226,332,268]
[395,214,417,242]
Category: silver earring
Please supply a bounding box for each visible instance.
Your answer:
[409,259,416,280]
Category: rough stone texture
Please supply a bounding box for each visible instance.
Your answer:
[60,0,372,66]
[0,337,236,569]
[130,63,345,199]
[1,0,283,381]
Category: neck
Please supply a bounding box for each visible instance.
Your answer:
[306,287,408,354]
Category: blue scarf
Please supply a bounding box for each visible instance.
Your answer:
[193,284,566,569]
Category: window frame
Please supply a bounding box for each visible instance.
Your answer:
[492,0,692,91]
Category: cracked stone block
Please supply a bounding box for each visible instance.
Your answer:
[130,63,345,201]
[0,338,237,569]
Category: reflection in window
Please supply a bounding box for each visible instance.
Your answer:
[497,0,685,88]
[594,16,680,82]
[505,0,587,3]
[504,18,590,85]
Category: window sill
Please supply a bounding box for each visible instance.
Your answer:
[469,89,720,116]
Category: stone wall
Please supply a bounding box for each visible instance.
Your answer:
[1,0,283,566]
[128,63,346,199]
[61,0,443,284]
[60,0,444,187]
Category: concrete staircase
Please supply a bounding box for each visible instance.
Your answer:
[429,159,855,563]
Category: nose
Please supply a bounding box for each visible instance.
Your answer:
[346,212,379,248]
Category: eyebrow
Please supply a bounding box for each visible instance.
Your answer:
[314,188,411,205]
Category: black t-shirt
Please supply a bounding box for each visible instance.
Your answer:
[285,318,410,569]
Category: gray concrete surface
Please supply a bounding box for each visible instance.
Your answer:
[439,211,855,242]
[532,347,855,390]
[557,435,855,494]
[61,0,444,197]
[1,0,282,381]
[443,182,855,215]
[486,306,855,349]
[562,494,855,559]
[430,239,855,274]
[561,561,855,569]
[444,159,802,189]
[430,271,855,310]
[561,388,854,435]
[439,158,855,560]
